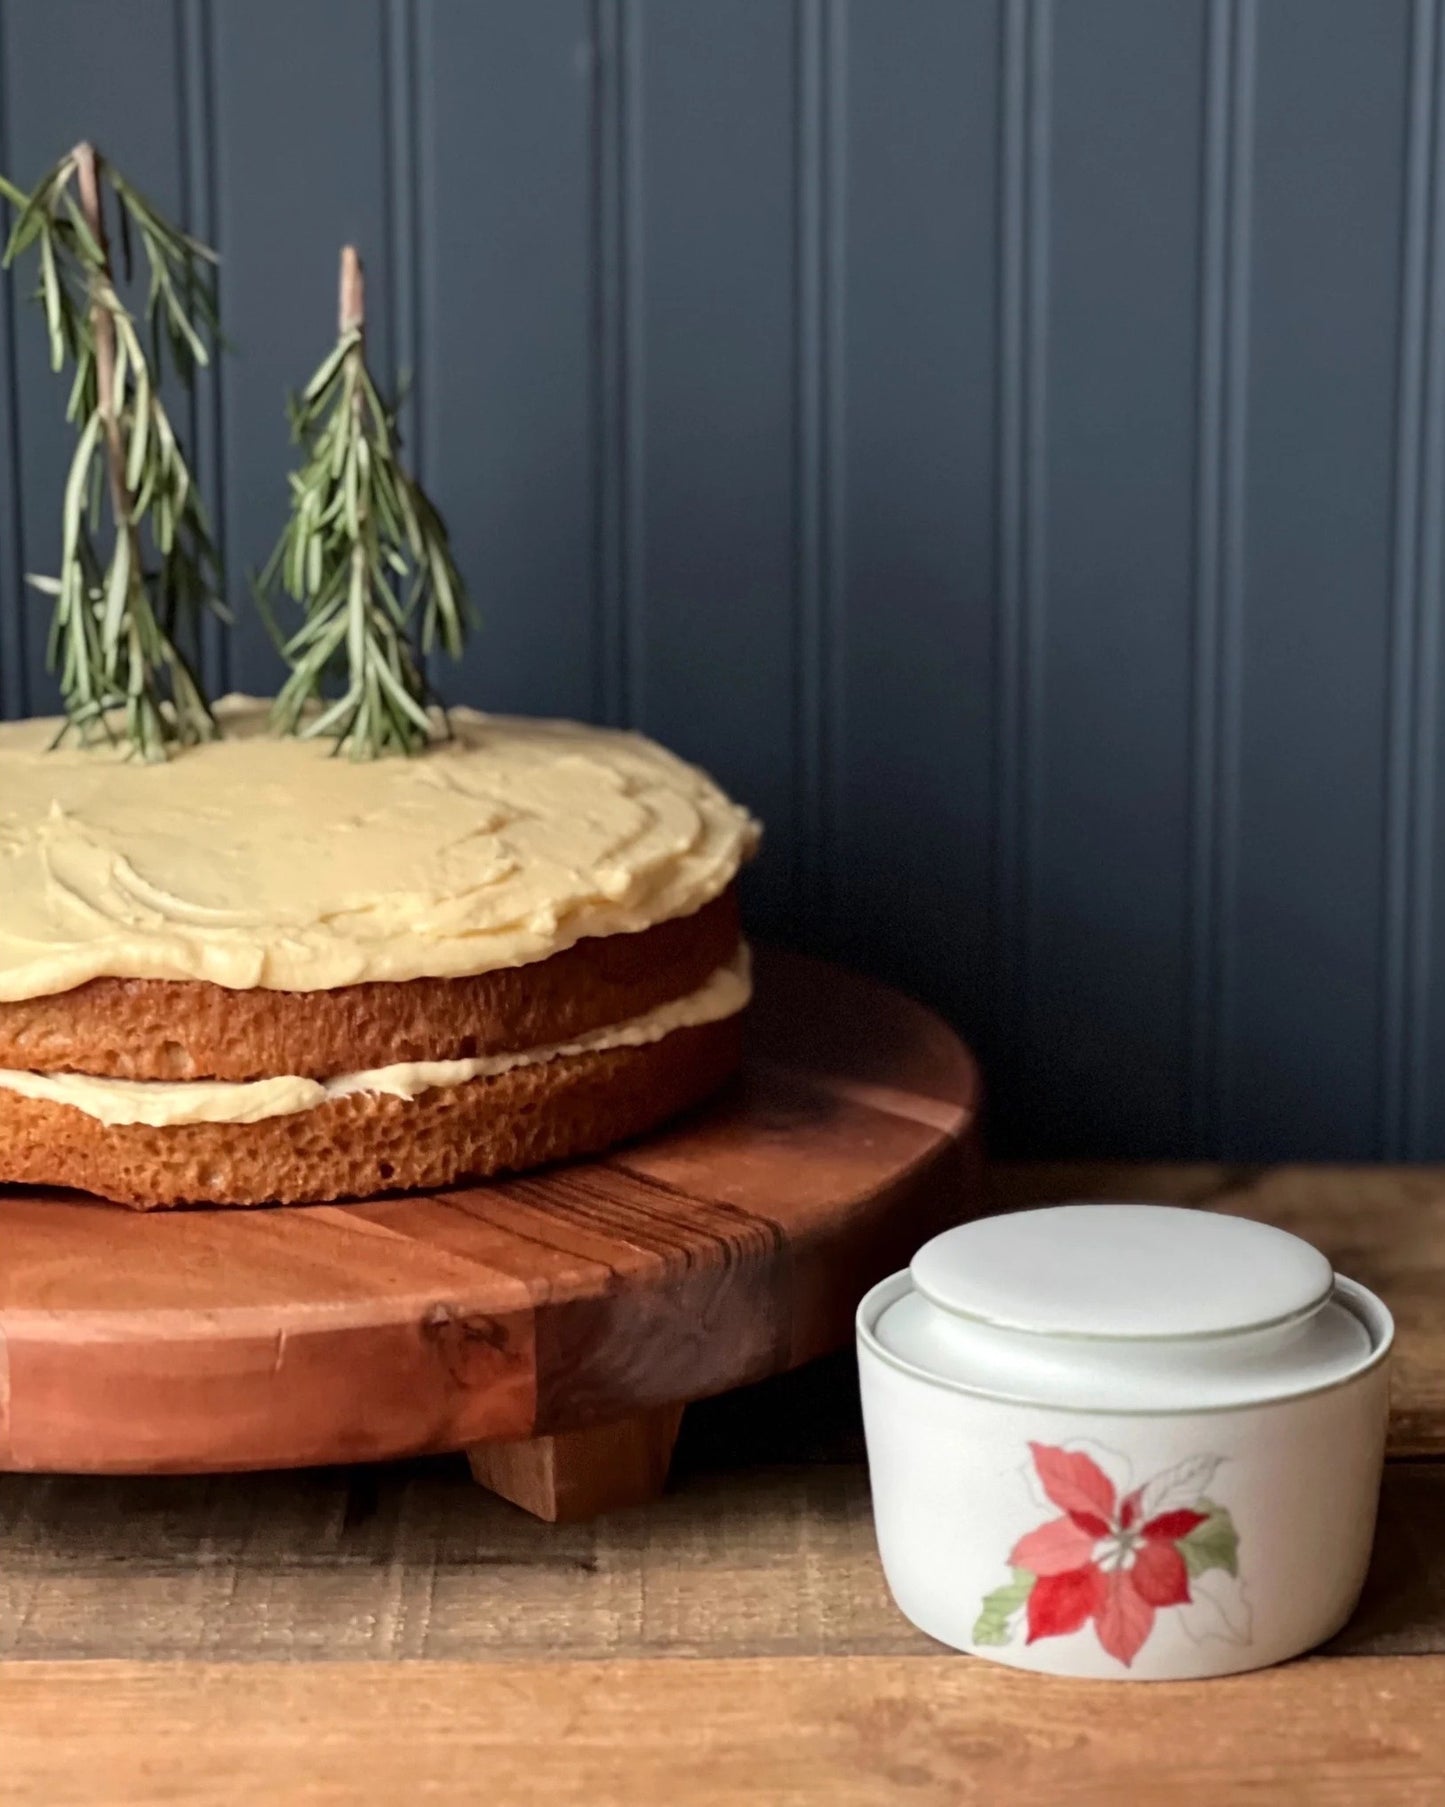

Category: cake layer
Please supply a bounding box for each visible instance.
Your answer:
[0,949,751,1126]
[0,888,740,1081]
[0,1017,743,1208]
[0,696,759,1002]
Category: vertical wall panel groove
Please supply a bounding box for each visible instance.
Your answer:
[1025,0,1205,1153]
[0,6,27,719]
[211,0,392,697]
[792,0,823,940]
[418,0,595,720]
[1414,6,1445,1153]
[382,0,425,684]
[618,0,646,728]
[1188,0,1231,1150]
[176,0,228,698]
[0,1,1442,1159]
[1213,0,1256,1155]
[1226,0,1409,1157]
[994,0,1032,1102]
[1022,0,1053,959]
[832,0,998,1049]
[1190,0,1242,1151]
[995,0,1051,1137]
[591,0,633,726]
[628,0,799,929]
[820,1,847,956]
[791,0,841,943]
[1381,0,1439,1156]
[384,0,421,472]
[3,0,188,715]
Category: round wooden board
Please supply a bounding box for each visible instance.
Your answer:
[0,951,981,1484]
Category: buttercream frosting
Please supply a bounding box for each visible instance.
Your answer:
[0,697,759,1002]
[0,949,751,1127]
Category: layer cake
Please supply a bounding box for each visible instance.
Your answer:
[0,699,759,1207]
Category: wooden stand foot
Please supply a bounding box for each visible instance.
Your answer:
[466,1404,685,1523]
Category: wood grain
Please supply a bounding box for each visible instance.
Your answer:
[2,1435,1439,1662]
[5,1655,1445,1806]
[0,951,980,1476]
[4,1163,1444,1805]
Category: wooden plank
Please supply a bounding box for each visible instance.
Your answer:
[2,1452,1439,1665]
[2,1160,1439,1676]
[989,1161,1445,1454]
[1334,1457,1445,1658]
[3,1654,1445,1806]
[0,1461,912,1663]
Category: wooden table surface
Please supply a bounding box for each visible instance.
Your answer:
[4,1163,1445,1804]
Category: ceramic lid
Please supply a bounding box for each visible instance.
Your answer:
[910,1204,1333,1340]
[866,1203,1391,1412]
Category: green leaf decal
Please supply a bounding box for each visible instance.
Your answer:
[972,1567,1035,1646]
[1179,1499,1239,1580]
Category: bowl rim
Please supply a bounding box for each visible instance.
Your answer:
[855,1270,1395,1417]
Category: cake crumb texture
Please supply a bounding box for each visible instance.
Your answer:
[0,889,740,1082]
[0,1017,743,1209]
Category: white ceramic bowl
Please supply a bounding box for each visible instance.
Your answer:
[856,1204,1393,1681]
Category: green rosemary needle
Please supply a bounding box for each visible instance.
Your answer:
[261,245,471,759]
[0,142,224,758]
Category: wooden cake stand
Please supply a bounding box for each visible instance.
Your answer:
[0,951,981,1521]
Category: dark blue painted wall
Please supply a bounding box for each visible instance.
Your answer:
[0,0,1440,1160]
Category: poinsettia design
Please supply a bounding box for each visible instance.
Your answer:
[973,1442,1248,1667]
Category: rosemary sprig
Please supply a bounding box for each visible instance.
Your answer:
[0,143,224,758]
[260,245,470,759]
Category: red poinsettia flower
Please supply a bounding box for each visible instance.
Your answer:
[1010,1443,1207,1666]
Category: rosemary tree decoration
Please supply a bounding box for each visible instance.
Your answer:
[0,143,223,757]
[261,246,469,758]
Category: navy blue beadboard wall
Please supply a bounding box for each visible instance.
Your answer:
[1,0,1443,1160]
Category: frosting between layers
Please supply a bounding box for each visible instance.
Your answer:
[0,697,760,1002]
[0,948,751,1127]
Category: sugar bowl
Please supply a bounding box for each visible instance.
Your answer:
[857,1203,1393,1680]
